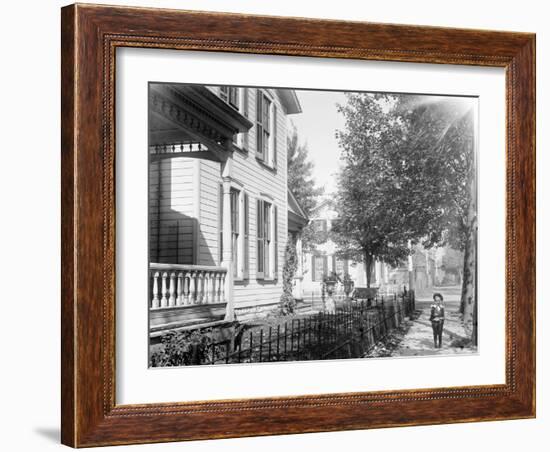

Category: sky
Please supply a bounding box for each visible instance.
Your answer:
[288,90,477,196]
[290,89,347,194]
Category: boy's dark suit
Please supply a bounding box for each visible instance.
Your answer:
[429,303,445,348]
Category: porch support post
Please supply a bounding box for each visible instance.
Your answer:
[294,233,304,300]
[221,175,235,321]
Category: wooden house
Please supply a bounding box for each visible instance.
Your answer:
[301,199,396,297]
[148,84,307,335]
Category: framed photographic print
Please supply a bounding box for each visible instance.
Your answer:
[61,3,535,447]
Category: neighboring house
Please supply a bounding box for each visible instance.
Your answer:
[301,199,394,297]
[412,245,464,289]
[148,84,306,335]
[300,200,462,299]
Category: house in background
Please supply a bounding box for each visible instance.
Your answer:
[148,84,307,336]
[301,199,396,298]
[301,198,465,299]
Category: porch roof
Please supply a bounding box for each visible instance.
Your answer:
[149,83,254,163]
[288,189,309,232]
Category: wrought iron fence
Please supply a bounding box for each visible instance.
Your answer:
[206,291,415,364]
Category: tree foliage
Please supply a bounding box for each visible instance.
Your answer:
[287,125,325,252]
[395,95,475,251]
[287,125,324,216]
[332,93,475,288]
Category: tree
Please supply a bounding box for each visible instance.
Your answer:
[287,125,324,216]
[395,96,476,321]
[332,93,416,287]
[287,125,325,252]
[332,93,476,297]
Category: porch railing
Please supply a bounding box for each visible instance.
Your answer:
[150,263,228,309]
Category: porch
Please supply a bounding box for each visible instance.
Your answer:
[149,263,230,336]
[148,83,307,335]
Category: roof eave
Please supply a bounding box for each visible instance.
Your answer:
[277,89,302,115]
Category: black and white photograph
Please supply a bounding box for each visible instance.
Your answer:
[148,83,478,367]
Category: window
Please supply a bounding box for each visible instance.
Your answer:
[221,87,251,150]
[256,90,276,165]
[312,254,327,282]
[219,86,228,102]
[256,198,278,280]
[229,88,239,109]
[219,86,239,110]
[220,186,250,279]
[312,219,327,233]
[334,257,349,277]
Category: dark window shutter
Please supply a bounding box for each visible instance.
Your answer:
[256,198,264,278]
[323,255,328,278]
[256,90,264,160]
[243,89,249,150]
[274,204,278,280]
[273,103,278,168]
[264,202,270,277]
[311,255,316,282]
[218,183,223,265]
[243,192,249,279]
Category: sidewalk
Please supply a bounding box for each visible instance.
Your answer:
[393,286,476,356]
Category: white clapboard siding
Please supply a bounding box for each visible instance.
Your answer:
[230,88,288,314]
[197,159,221,266]
[149,157,198,265]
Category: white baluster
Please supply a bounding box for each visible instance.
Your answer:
[152,271,160,308]
[168,272,176,306]
[189,272,196,304]
[160,272,168,307]
[203,272,210,304]
[211,272,217,303]
[176,272,183,306]
[216,272,223,302]
[210,272,216,304]
[183,272,190,305]
[197,271,204,304]
[220,272,226,302]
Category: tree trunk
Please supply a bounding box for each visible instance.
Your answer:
[460,177,477,338]
[459,240,470,314]
[364,252,373,289]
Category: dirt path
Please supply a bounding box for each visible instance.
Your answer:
[394,286,476,357]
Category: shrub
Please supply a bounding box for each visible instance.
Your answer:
[150,328,216,367]
[279,235,298,315]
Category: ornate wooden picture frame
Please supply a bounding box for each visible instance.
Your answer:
[61,3,535,447]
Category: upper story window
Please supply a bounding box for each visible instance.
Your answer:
[256,91,271,159]
[220,86,240,111]
[312,219,328,233]
[256,90,278,169]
